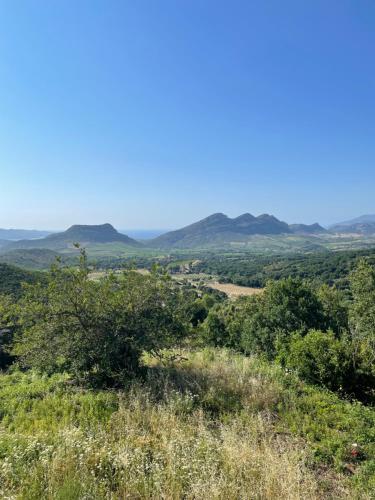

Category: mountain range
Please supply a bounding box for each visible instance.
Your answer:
[1,213,374,253]
[148,213,326,248]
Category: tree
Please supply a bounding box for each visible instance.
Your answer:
[201,300,243,348]
[0,295,17,369]
[12,252,191,386]
[317,284,349,336]
[349,259,375,374]
[240,278,325,358]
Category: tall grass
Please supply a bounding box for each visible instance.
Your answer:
[0,350,371,499]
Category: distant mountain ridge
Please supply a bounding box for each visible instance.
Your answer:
[289,223,327,235]
[148,213,326,248]
[331,214,375,227]
[0,228,52,240]
[330,215,375,235]
[2,224,141,251]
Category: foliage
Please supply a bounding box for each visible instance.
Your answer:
[240,278,326,358]
[200,300,243,348]
[2,349,375,498]
[11,251,192,386]
[277,330,354,392]
[1,252,375,496]
[349,259,375,375]
[0,248,74,270]
[195,247,375,288]
[0,295,18,369]
[0,263,44,298]
[317,284,349,334]
[201,269,375,402]
[202,278,327,358]
[185,292,217,327]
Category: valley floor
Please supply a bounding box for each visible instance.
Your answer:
[0,350,374,499]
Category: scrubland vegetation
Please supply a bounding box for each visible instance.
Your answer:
[194,246,375,288]
[1,351,374,499]
[0,263,44,298]
[0,249,375,498]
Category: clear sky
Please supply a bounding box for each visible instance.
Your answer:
[1,0,374,230]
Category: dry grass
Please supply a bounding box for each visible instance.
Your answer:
[209,281,263,298]
[0,350,352,499]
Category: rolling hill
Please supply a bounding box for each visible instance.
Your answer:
[148,213,327,248]
[0,229,52,240]
[289,223,327,234]
[0,249,73,270]
[2,224,142,252]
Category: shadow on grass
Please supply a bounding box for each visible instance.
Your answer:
[139,363,245,417]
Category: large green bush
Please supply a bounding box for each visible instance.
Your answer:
[11,254,192,386]
[0,295,17,370]
[202,278,329,358]
[201,269,375,401]
[240,278,328,358]
[200,300,243,348]
[277,330,354,391]
[349,258,375,377]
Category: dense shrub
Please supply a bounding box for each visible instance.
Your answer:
[0,263,45,298]
[277,330,354,392]
[0,295,17,370]
[200,300,244,348]
[317,284,349,334]
[349,259,375,376]
[11,254,192,386]
[202,278,328,358]
[240,278,327,358]
[201,268,375,402]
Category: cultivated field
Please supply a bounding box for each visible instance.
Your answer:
[208,281,263,297]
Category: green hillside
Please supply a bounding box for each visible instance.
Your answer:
[3,224,142,252]
[289,223,327,234]
[148,213,330,249]
[0,263,44,297]
[149,213,290,248]
[0,249,71,270]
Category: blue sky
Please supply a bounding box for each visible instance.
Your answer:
[1,0,374,230]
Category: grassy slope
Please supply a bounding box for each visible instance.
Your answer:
[1,350,374,499]
[0,249,71,271]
